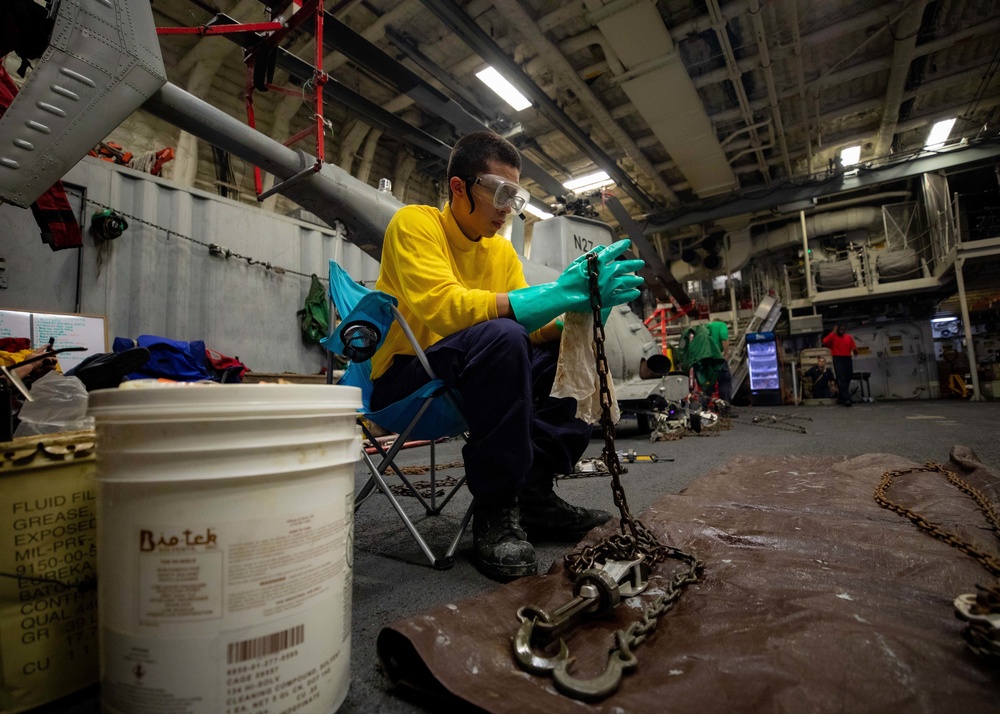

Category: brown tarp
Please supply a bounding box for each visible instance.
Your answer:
[378,447,1000,712]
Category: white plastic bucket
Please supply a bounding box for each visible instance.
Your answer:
[88,384,361,714]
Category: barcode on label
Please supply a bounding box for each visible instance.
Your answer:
[227,624,305,664]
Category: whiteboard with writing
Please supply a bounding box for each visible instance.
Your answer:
[0,310,32,341]
[0,309,107,372]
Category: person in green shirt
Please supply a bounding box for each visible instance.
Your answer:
[704,320,733,402]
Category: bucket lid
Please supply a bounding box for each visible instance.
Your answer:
[88,383,362,419]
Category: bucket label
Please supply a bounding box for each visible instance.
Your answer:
[138,528,223,623]
[1,468,98,711]
[104,494,352,714]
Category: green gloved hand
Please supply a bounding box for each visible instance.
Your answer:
[508,239,644,332]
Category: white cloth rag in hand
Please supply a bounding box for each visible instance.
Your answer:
[551,311,620,424]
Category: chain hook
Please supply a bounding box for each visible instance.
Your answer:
[513,609,570,673]
[551,633,638,703]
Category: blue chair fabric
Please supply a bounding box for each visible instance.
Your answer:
[321,260,471,569]
[321,262,467,440]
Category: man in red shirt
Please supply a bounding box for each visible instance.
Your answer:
[822,324,859,406]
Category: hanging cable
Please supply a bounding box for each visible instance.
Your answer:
[72,195,326,282]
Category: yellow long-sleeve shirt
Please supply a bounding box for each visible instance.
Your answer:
[370,203,530,380]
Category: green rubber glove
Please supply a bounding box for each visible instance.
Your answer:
[508,239,644,332]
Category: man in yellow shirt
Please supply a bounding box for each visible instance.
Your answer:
[370,131,644,580]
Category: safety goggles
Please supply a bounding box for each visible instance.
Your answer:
[467,174,530,212]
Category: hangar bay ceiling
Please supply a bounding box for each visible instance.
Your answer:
[126,0,1000,269]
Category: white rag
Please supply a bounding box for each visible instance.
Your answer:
[550,311,620,424]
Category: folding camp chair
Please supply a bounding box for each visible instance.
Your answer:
[322,260,472,570]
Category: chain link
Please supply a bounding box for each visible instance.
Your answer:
[875,463,1000,577]
[562,252,703,665]
[875,462,1000,657]
[386,462,465,499]
[734,412,811,434]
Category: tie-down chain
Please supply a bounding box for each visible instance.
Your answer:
[511,250,704,702]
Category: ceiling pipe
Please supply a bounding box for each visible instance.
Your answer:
[748,191,913,229]
[800,12,1000,100]
[895,92,1000,133]
[872,0,932,158]
[780,88,1000,162]
[670,206,885,280]
[385,27,500,125]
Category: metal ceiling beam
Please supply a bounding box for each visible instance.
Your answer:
[605,196,690,306]
[383,26,498,126]
[308,11,567,198]
[419,0,660,212]
[644,138,1000,234]
[706,0,769,181]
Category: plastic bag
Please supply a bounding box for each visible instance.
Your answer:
[13,371,93,437]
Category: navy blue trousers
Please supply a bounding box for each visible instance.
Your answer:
[370,320,591,501]
[832,355,853,404]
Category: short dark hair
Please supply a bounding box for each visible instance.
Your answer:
[446,131,521,202]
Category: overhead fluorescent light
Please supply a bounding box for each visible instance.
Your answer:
[523,202,553,220]
[840,145,861,167]
[476,67,531,112]
[563,170,614,193]
[925,118,956,149]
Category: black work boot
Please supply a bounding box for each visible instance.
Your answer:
[519,478,612,542]
[472,497,538,581]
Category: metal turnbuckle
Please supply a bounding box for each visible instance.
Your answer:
[513,557,650,688]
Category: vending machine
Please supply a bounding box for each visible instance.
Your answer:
[746,331,782,406]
